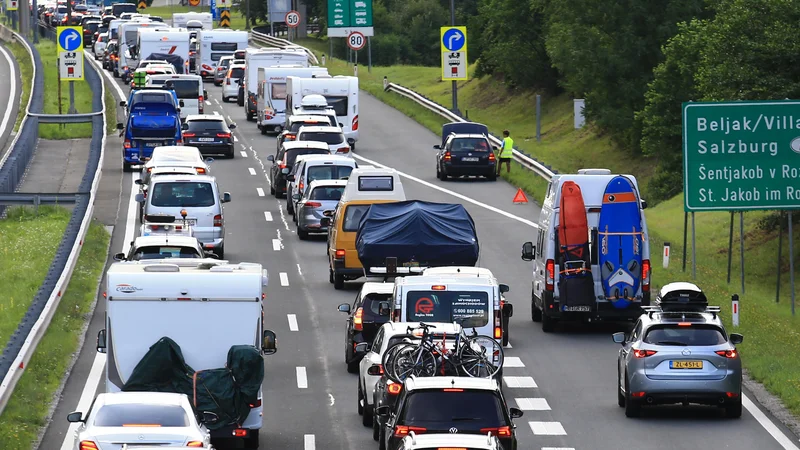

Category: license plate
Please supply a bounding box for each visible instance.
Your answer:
[563,305,591,312]
[183,219,197,226]
[462,157,479,162]
[670,360,703,369]
[197,138,215,142]
[403,261,420,267]
[144,142,163,148]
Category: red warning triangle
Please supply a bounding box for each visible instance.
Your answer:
[513,188,528,204]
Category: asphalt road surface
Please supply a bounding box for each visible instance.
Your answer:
[37,52,800,450]
[0,42,20,159]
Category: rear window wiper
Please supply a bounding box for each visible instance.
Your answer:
[653,340,688,346]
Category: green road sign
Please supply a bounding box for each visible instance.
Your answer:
[683,100,800,212]
[327,0,373,37]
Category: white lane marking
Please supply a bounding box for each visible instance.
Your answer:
[122,175,139,255]
[205,100,211,105]
[257,187,265,197]
[504,356,525,368]
[0,45,17,144]
[247,143,272,184]
[279,272,289,286]
[234,136,238,142]
[529,422,567,436]
[212,110,220,115]
[59,353,106,450]
[743,394,800,450]
[227,115,234,123]
[287,314,299,331]
[352,154,539,229]
[296,263,302,276]
[272,239,282,251]
[214,98,220,105]
[542,448,575,450]
[296,367,308,388]
[278,203,290,231]
[505,342,512,348]
[248,167,257,176]
[503,376,537,388]
[264,211,273,222]
[328,393,335,406]
[304,434,315,450]
[240,150,248,158]
[515,398,551,411]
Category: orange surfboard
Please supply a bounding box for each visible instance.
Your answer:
[558,181,589,263]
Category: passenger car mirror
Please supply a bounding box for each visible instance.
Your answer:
[96,329,107,353]
[204,157,215,164]
[521,242,535,261]
[222,192,232,203]
[292,194,301,201]
[66,412,84,423]
[229,123,236,129]
[181,122,189,130]
[499,283,510,294]
[375,406,390,416]
[319,218,330,227]
[492,146,498,151]
[179,100,185,107]
[612,332,626,345]
[337,303,351,313]
[338,122,344,128]
[509,407,524,419]
[134,193,144,203]
[323,209,334,217]
[113,252,126,261]
[287,174,295,182]
[118,101,126,107]
[640,199,648,209]
[203,250,218,259]
[200,411,219,424]
[730,333,744,345]
[378,301,390,316]
[354,342,370,354]
[267,155,275,162]
[262,330,277,355]
[347,138,355,146]
[116,122,124,130]
[134,178,143,185]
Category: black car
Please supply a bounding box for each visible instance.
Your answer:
[337,287,392,373]
[378,379,523,450]
[181,115,237,158]
[371,374,404,442]
[237,73,246,107]
[266,142,330,198]
[82,21,101,46]
[435,133,498,181]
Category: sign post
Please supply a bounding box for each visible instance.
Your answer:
[57,26,84,114]
[440,26,467,113]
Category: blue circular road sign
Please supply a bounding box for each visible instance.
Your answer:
[59,28,82,52]
[442,28,465,52]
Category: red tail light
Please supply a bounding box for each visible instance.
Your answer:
[80,441,98,450]
[226,78,231,85]
[198,96,204,113]
[367,364,383,375]
[232,429,247,437]
[186,442,204,447]
[305,201,322,208]
[353,307,363,331]
[633,349,657,358]
[217,133,231,138]
[387,383,402,395]
[494,326,502,339]
[480,426,512,437]
[444,151,451,161]
[335,249,345,259]
[195,167,206,174]
[248,398,262,408]
[299,179,304,192]
[183,132,196,137]
[394,425,426,437]
[279,162,287,169]
[123,139,131,149]
[716,349,738,358]
[494,307,502,339]
[642,259,651,292]
[545,259,555,291]
[285,133,296,140]
[352,115,359,131]
[488,152,496,161]
[337,146,350,153]
[213,214,222,227]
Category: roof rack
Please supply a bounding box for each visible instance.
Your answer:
[643,305,720,319]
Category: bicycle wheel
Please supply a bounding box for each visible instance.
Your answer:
[382,343,412,383]
[392,345,437,381]
[457,335,504,378]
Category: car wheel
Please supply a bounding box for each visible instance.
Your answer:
[216,246,224,259]
[725,392,743,418]
[297,224,308,240]
[541,308,555,332]
[287,198,294,216]
[243,432,259,449]
[373,408,380,440]
[334,272,345,290]
[357,381,364,415]
[436,165,442,180]
[270,183,276,195]
[378,425,386,450]
[346,342,359,373]
[329,267,334,284]
[624,373,640,418]
[260,125,267,135]
[122,161,133,172]
[502,315,510,346]
[488,172,497,181]
[531,299,543,322]
[362,401,373,427]
[617,366,625,407]
[246,111,254,121]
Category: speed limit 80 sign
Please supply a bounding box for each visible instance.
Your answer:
[347,31,365,51]
[285,10,300,28]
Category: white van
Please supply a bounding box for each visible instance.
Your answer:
[287,154,357,215]
[136,29,191,74]
[243,48,310,120]
[146,74,207,119]
[195,29,248,78]
[256,66,329,134]
[286,75,359,146]
[96,259,276,448]
[520,169,651,332]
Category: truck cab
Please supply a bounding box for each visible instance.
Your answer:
[117,89,183,172]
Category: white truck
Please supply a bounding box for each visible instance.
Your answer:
[256,66,329,135]
[172,12,213,30]
[96,259,276,448]
[243,47,309,121]
[136,29,192,74]
[286,75,360,146]
[195,29,249,78]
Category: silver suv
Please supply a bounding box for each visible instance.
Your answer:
[613,282,743,418]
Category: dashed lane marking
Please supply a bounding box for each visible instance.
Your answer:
[257,187,265,197]
[248,167,257,175]
[296,367,308,388]
[504,376,537,388]
[296,263,303,276]
[287,314,299,331]
[212,111,219,115]
[240,151,248,158]
[205,100,211,105]
[504,356,524,367]
[529,422,567,436]
[234,136,238,142]
[542,448,575,450]
[264,211,273,222]
[304,434,315,450]
[515,398,551,411]
[272,239,282,251]
[280,272,289,286]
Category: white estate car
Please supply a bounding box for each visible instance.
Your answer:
[296,125,351,156]
[114,234,208,261]
[67,392,213,449]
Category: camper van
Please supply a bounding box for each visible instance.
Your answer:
[96,259,276,448]
[286,75,360,147]
[136,29,191,74]
[195,29,248,78]
[172,11,212,30]
[256,66,329,135]
[117,21,167,82]
[520,169,651,331]
[243,48,309,121]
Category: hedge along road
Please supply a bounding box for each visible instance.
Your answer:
[0,42,20,157]
[36,50,800,450]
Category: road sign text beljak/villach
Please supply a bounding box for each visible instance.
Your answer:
[682,101,800,211]
[440,26,467,81]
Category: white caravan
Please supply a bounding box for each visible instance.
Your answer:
[243,47,309,120]
[172,12,213,30]
[96,259,276,447]
[108,18,127,41]
[256,66,329,134]
[286,75,360,146]
[195,29,249,78]
[118,21,166,80]
[136,29,192,75]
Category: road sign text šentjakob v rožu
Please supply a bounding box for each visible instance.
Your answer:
[683,101,800,212]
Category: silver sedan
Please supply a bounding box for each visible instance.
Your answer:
[294,179,346,240]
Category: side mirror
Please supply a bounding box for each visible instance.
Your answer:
[492,146,499,151]
[134,193,144,203]
[119,101,126,107]
[338,122,344,127]
[640,199,648,209]
[354,342,370,354]
[612,332,626,345]
[499,283,510,294]
[113,252,126,261]
[229,123,236,129]
[347,138,355,146]
[134,178,143,185]
[267,155,275,162]
[262,329,277,355]
[378,301,390,316]
[375,406,390,416]
[292,194,301,201]
[199,411,219,424]
[222,192,232,203]
[433,144,441,150]
[181,122,189,130]
[287,174,296,182]
[204,157,215,164]
[320,218,330,227]
[96,329,107,353]
[337,303,351,313]
[116,122,124,130]
[323,210,334,217]
[179,100,185,107]
[67,412,84,423]
[730,333,744,345]
[509,407,524,419]
[521,241,535,261]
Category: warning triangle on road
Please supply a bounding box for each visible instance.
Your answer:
[513,188,528,204]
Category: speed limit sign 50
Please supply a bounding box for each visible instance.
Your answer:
[347,31,366,51]
[285,10,300,28]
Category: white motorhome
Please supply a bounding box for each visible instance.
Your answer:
[96,259,276,448]
[108,18,127,41]
[172,12,213,30]
[136,29,192,75]
[118,21,167,81]
[256,66,329,134]
[243,48,309,120]
[195,29,249,78]
[286,75,360,146]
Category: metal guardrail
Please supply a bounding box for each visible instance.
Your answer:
[29,112,103,123]
[249,30,320,66]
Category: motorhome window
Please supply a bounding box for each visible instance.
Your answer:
[187,119,226,132]
[132,246,202,260]
[405,291,490,328]
[229,67,244,79]
[139,93,170,103]
[343,205,369,232]
[124,30,138,45]
[211,42,238,51]
[298,131,344,145]
[148,79,166,86]
[151,182,215,207]
[450,137,490,153]
[271,83,287,100]
[112,3,137,16]
[210,52,227,62]
[323,96,348,117]
[308,186,345,201]
[307,165,353,183]
[358,176,393,191]
[93,404,190,427]
[169,80,200,98]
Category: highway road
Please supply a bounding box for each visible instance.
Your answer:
[0,42,20,159]
[37,51,800,450]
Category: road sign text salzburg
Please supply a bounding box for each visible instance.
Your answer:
[683,101,800,211]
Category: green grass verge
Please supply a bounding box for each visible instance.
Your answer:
[3,40,33,133]
[35,41,93,140]
[0,207,71,351]
[142,5,253,30]
[296,36,800,419]
[0,211,109,450]
[104,80,117,134]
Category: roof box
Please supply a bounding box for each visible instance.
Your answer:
[300,94,328,108]
[655,282,708,312]
[577,168,612,175]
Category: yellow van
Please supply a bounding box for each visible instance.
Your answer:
[323,167,406,289]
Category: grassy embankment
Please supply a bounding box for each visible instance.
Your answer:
[297,35,800,418]
[0,207,110,450]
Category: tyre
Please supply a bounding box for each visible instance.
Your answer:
[541,309,555,332]
[287,199,294,216]
[436,165,442,180]
[270,184,276,195]
[502,315,510,347]
[362,402,373,427]
[617,366,625,407]
[334,272,345,290]
[624,374,640,418]
[122,161,133,172]
[329,267,334,284]
[346,343,359,374]
[357,382,364,415]
[243,432,259,449]
[531,300,543,322]
[228,148,235,159]
[372,406,380,440]
[297,225,308,240]
[378,425,386,450]
[260,125,267,135]
[725,394,742,418]
[246,111,254,121]
[216,246,224,259]
[488,172,497,181]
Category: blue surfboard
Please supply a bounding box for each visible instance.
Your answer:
[597,176,643,309]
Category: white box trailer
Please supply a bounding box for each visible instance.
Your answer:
[195,29,249,78]
[256,66,329,134]
[243,47,309,120]
[96,259,276,444]
[286,75,360,145]
[172,12,213,30]
[137,29,192,75]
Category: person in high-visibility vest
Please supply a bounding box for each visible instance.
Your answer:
[497,129,514,175]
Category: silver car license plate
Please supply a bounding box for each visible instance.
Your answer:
[462,157,479,162]
[198,137,215,142]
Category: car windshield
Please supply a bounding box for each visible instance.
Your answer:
[298,131,344,145]
[150,182,215,207]
[405,291,490,328]
[643,324,727,346]
[343,204,370,232]
[450,138,490,153]
[401,390,504,428]
[308,186,344,201]
[307,165,353,183]
[130,245,201,260]
[93,404,190,427]
[187,120,226,132]
[165,80,199,98]
[229,67,244,79]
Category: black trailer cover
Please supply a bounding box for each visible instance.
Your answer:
[355,200,479,268]
[146,52,186,74]
[441,122,489,148]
